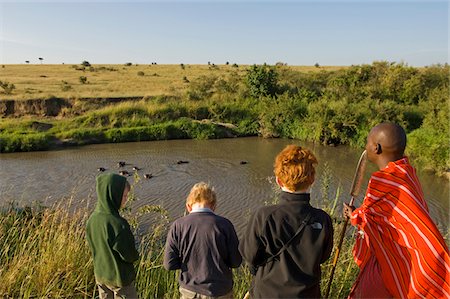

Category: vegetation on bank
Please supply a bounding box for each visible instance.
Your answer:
[0,62,448,175]
[0,174,358,299]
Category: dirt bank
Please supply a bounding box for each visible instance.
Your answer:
[0,97,144,117]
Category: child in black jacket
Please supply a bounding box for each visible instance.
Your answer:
[240,145,334,298]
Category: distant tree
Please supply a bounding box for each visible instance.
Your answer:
[180,63,185,70]
[208,61,211,65]
[38,57,43,64]
[232,63,239,68]
[79,76,88,84]
[225,61,230,65]
[81,60,91,67]
[125,62,132,66]
[25,61,30,64]
[314,63,320,68]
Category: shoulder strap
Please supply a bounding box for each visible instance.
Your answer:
[264,211,313,265]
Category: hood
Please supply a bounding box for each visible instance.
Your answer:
[95,173,126,214]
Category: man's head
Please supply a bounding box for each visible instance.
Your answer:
[366,122,406,167]
[186,182,217,211]
[274,145,318,192]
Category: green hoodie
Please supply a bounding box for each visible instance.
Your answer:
[86,173,139,287]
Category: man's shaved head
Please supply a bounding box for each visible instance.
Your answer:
[369,123,407,157]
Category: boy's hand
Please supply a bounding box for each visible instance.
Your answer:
[343,203,355,219]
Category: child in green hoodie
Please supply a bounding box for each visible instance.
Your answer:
[86,173,139,299]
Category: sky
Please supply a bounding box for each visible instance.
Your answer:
[0,0,448,66]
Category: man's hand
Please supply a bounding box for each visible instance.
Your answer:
[343,203,356,219]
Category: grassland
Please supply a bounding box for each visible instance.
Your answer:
[0,64,344,100]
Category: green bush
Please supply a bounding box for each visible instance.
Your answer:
[245,64,278,98]
[0,133,51,152]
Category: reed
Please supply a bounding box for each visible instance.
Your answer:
[0,202,359,298]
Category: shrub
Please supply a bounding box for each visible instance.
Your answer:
[186,75,217,101]
[0,81,16,95]
[137,71,145,76]
[81,60,91,67]
[245,64,279,98]
[0,133,51,152]
[60,81,72,91]
[79,76,88,84]
[125,62,133,66]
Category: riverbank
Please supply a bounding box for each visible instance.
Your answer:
[1,62,448,175]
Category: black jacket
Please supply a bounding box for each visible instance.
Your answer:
[239,192,334,298]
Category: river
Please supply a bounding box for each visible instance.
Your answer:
[0,137,448,234]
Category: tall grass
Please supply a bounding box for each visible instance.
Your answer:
[0,172,362,299]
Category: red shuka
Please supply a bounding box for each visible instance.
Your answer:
[350,157,450,299]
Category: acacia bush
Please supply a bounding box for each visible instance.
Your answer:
[0,80,16,95]
[246,64,278,98]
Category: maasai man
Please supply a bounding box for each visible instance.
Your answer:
[343,122,449,299]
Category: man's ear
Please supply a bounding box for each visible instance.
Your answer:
[185,203,192,213]
[376,143,382,154]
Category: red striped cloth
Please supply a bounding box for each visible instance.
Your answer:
[349,157,450,299]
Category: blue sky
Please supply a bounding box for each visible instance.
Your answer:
[0,1,448,66]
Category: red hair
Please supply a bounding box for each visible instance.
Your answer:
[274,145,318,191]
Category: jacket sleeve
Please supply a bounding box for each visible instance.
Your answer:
[112,227,139,263]
[226,221,242,268]
[320,213,334,264]
[239,210,267,270]
[163,222,181,270]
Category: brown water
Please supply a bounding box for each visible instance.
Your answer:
[0,137,448,234]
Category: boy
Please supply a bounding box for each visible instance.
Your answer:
[163,182,242,299]
[86,173,139,299]
[239,145,334,298]
[343,123,449,298]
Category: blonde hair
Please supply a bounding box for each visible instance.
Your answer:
[186,182,217,206]
[274,145,318,191]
